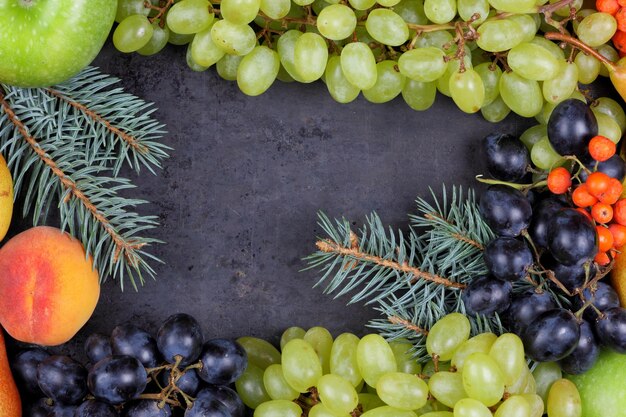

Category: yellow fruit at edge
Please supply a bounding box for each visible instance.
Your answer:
[0,155,13,241]
[611,248,626,307]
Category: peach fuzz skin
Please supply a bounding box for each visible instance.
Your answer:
[0,226,100,346]
[0,330,20,417]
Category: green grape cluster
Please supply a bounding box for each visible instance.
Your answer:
[234,314,583,417]
[113,0,620,121]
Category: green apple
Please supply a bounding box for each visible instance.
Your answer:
[569,350,626,417]
[0,0,118,87]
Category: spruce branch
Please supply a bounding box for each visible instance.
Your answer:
[0,67,170,290]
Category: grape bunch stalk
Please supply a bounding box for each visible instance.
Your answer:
[112,0,621,121]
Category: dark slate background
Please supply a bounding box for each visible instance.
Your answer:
[11,40,566,355]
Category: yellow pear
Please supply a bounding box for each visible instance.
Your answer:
[0,154,13,241]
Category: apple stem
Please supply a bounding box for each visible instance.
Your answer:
[544,32,615,69]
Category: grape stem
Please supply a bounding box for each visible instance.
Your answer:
[144,0,175,26]
[544,32,613,69]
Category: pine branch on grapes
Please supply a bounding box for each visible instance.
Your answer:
[0,67,170,291]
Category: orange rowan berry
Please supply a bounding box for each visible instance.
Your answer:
[598,178,624,205]
[589,135,617,162]
[592,202,614,223]
[598,0,621,14]
[547,167,572,194]
[617,8,626,32]
[586,172,612,197]
[572,184,599,207]
[595,251,611,266]
[618,0,626,7]
[609,223,626,247]
[614,199,626,225]
[614,30,626,53]
[598,226,615,252]
[576,208,593,221]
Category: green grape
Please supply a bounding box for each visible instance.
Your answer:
[167,0,214,34]
[437,55,472,96]
[417,398,452,414]
[550,0,582,16]
[191,24,225,67]
[481,96,511,123]
[378,0,401,6]
[575,52,601,85]
[531,137,563,170]
[316,4,357,40]
[169,31,195,45]
[413,30,454,49]
[318,374,359,414]
[359,393,386,412]
[421,413,454,417]
[309,403,351,417]
[389,339,421,374]
[594,97,626,132]
[137,23,170,56]
[294,32,328,81]
[398,47,448,82]
[340,42,377,90]
[536,101,557,125]
[260,0,291,19]
[277,30,308,83]
[471,48,490,66]
[543,61,578,103]
[422,360,452,377]
[394,0,429,25]
[462,352,505,407]
[508,42,561,81]
[488,0,535,12]
[255,5,306,30]
[238,46,280,95]
[254,400,303,417]
[458,0,490,24]
[217,54,244,80]
[595,112,622,143]
[349,0,377,10]
[532,362,562,404]
[507,14,539,43]
[221,0,260,25]
[211,20,257,56]
[424,0,457,24]
[476,19,523,52]
[116,0,149,22]
[356,333,397,386]
[304,327,334,375]
[428,372,466,408]
[114,15,154,54]
[474,62,501,106]
[294,0,315,5]
[572,8,595,33]
[263,364,300,400]
[402,79,437,111]
[577,12,617,47]
[449,68,485,113]
[365,9,410,47]
[235,364,272,409]
[376,372,428,410]
[363,60,406,104]
[520,394,544,417]
[506,364,535,395]
[598,44,619,77]
[451,333,497,372]
[237,336,281,370]
[330,333,363,387]
[520,124,547,150]
[499,71,543,117]
[426,313,471,361]
[186,43,209,71]
[281,339,323,393]
[494,395,531,417]
[360,406,417,417]
[546,379,582,417]
[488,334,525,387]
[529,36,565,60]
[453,398,492,417]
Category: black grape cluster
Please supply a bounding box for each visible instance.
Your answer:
[12,314,248,417]
[466,98,626,375]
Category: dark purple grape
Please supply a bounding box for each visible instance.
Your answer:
[185,396,231,417]
[24,398,52,417]
[198,339,248,385]
[548,98,598,157]
[503,290,556,335]
[479,185,532,237]
[483,133,530,182]
[85,333,113,365]
[572,282,620,321]
[157,313,203,366]
[11,347,50,395]
[542,255,595,293]
[111,325,160,368]
[196,386,246,417]
[48,403,77,417]
[595,307,626,353]
[462,275,512,316]
[560,320,600,375]
[483,237,533,281]
[521,308,580,362]
[548,209,597,266]
[579,154,626,182]
[88,355,147,405]
[37,355,87,405]
[529,197,568,249]
[159,368,201,396]
[124,400,171,417]
[75,400,119,417]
